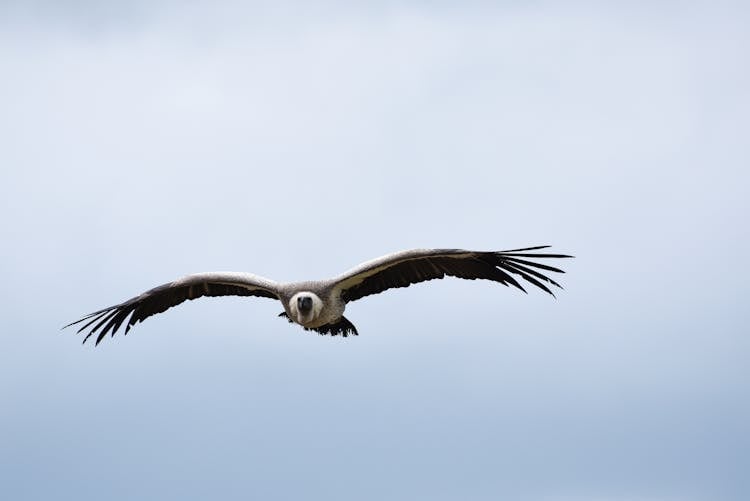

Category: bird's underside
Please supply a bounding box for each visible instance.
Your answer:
[278,312,358,337]
[64,246,573,345]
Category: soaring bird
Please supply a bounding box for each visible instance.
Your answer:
[65,246,572,345]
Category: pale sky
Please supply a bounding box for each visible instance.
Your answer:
[1,1,749,500]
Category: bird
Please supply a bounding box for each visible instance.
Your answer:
[64,246,573,345]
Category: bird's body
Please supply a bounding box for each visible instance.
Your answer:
[280,282,346,329]
[65,246,573,344]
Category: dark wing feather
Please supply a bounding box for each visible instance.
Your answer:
[63,272,279,345]
[332,247,572,303]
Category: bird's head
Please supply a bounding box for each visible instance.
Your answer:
[290,292,323,326]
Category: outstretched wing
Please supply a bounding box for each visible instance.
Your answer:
[331,246,572,303]
[64,272,280,345]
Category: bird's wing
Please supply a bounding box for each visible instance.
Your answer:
[64,272,280,345]
[331,246,573,303]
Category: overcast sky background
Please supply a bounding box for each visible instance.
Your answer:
[1,1,748,500]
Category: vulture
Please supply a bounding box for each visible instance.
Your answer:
[65,246,572,345]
